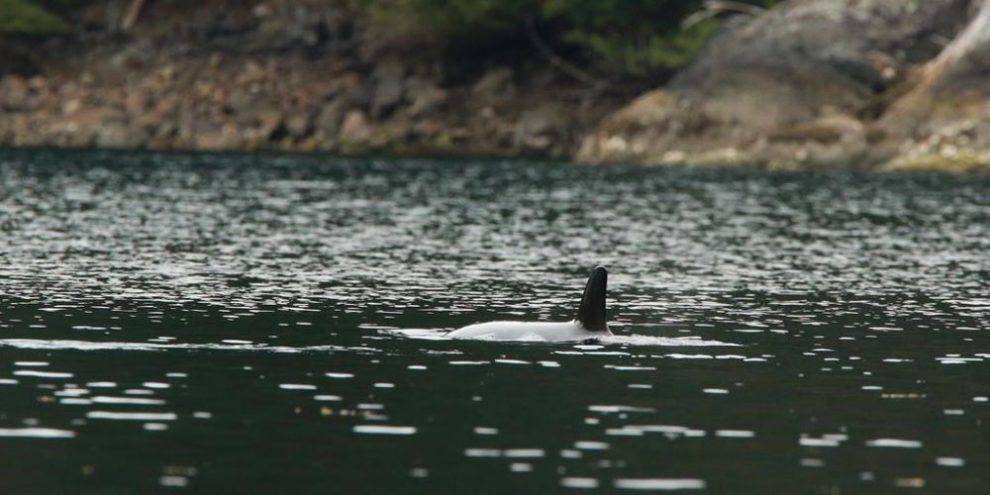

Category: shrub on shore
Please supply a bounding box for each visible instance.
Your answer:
[0,0,71,34]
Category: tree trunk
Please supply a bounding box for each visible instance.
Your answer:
[919,0,990,87]
[120,0,147,33]
[882,0,990,133]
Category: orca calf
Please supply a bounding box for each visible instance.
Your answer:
[446,266,612,342]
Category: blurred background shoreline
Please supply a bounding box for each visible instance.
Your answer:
[2,0,990,171]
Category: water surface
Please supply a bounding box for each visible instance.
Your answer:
[1,150,989,494]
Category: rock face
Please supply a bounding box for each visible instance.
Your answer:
[878,0,990,170]
[370,58,407,118]
[578,0,977,168]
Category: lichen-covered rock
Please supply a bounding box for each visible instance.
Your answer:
[338,109,372,149]
[514,104,569,153]
[471,67,515,105]
[96,120,149,149]
[285,111,313,139]
[312,99,347,146]
[883,118,990,171]
[406,77,448,118]
[370,58,407,118]
[0,75,31,111]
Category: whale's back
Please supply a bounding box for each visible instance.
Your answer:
[446,266,611,342]
[447,320,597,342]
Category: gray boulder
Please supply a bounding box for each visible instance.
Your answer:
[370,58,407,118]
[471,67,515,104]
[670,0,968,129]
[0,75,31,111]
[579,0,971,166]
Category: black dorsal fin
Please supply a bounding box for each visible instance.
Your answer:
[576,266,608,332]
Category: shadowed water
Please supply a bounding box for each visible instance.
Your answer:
[1,149,989,494]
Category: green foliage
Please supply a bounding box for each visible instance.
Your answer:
[0,0,71,34]
[362,0,780,76]
[564,21,719,75]
[543,0,719,75]
[363,0,534,40]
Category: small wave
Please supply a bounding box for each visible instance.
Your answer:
[0,427,76,439]
[0,339,378,354]
[381,329,451,341]
[600,335,739,347]
[384,329,739,347]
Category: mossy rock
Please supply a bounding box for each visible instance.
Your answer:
[885,150,990,172]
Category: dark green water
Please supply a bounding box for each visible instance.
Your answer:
[1,149,989,494]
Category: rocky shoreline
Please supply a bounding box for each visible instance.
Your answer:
[2,0,990,171]
[0,1,631,159]
[0,55,623,158]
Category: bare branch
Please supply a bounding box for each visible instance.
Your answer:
[524,17,610,91]
[120,0,147,33]
[924,0,990,77]
[683,1,766,28]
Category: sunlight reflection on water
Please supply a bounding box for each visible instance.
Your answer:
[1,150,989,494]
